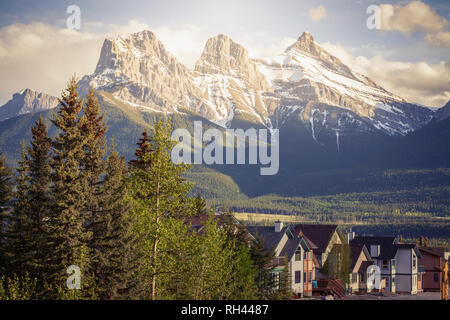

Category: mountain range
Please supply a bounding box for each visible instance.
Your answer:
[0,30,449,200]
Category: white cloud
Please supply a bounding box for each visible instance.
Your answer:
[321,42,450,107]
[424,31,450,49]
[308,6,327,22]
[0,22,103,105]
[0,20,212,105]
[379,1,448,33]
[378,1,450,49]
[0,19,447,109]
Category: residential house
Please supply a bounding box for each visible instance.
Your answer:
[185,213,255,243]
[291,224,343,271]
[418,246,450,292]
[247,221,317,298]
[351,236,423,294]
[348,243,373,293]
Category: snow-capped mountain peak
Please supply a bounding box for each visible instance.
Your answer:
[79,30,216,118]
[77,29,434,140]
[255,33,434,136]
[193,34,274,127]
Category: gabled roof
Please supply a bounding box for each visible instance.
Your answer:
[291,224,338,254]
[247,225,288,252]
[351,236,421,259]
[351,236,397,259]
[186,214,256,241]
[349,243,372,271]
[280,236,311,260]
[397,243,422,258]
[247,225,313,260]
[418,246,449,257]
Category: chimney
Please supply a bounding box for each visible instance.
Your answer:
[370,245,380,257]
[274,221,283,233]
[345,230,355,243]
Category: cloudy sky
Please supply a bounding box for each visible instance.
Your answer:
[0,0,448,107]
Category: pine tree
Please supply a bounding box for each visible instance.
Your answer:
[128,130,152,170]
[4,143,31,277]
[48,76,92,296]
[128,118,192,299]
[79,87,108,288]
[192,193,207,215]
[0,151,13,275]
[250,235,276,299]
[95,144,141,299]
[80,86,107,209]
[26,117,52,281]
[0,152,13,207]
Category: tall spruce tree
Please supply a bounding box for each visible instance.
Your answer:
[250,236,276,299]
[4,118,53,294]
[26,117,52,281]
[79,87,108,287]
[0,152,12,208]
[192,193,208,215]
[129,130,152,170]
[4,143,31,277]
[0,151,13,275]
[48,77,92,296]
[95,144,141,299]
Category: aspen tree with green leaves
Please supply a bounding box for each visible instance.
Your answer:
[128,119,192,300]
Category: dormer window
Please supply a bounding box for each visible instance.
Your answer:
[295,248,301,261]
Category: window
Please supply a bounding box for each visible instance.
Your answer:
[309,272,312,283]
[352,273,358,284]
[383,277,390,289]
[295,248,301,261]
[412,255,417,268]
[434,273,439,282]
[303,251,307,260]
[382,260,389,269]
[304,272,307,282]
[295,271,301,284]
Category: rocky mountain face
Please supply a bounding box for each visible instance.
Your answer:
[0,89,59,122]
[434,100,450,122]
[255,32,435,141]
[78,30,215,118]
[193,34,276,127]
[78,30,435,142]
[1,30,441,149]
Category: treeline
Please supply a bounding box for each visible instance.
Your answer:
[219,187,450,221]
[351,223,450,241]
[0,78,287,300]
